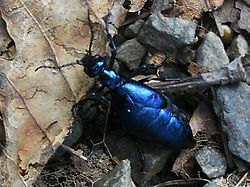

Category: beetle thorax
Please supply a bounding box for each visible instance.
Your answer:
[100,70,124,90]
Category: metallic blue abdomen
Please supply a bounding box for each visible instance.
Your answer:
[111,80,195,149]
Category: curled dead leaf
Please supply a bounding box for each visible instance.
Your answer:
[189,100,219,140]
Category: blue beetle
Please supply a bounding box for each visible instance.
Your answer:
[82,55,195,149]
[36,10,195,149]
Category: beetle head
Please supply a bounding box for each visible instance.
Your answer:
[83,55,106,77]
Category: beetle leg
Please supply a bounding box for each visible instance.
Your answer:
[128,64,163,79]
[163,77,198,81]
[120,123,147,172]
[134,141,146,172]
[69,97,95,129]
[70,84,106,129]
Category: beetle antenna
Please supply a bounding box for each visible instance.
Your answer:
[35,60,83,71]
[105,10,117,69]
[36,8,94,72]
[87,8,93,57]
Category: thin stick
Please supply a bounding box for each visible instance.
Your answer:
[61,144,87,161]
[235,171,248,187]
[90,97,119,164]
[151,178,211,187]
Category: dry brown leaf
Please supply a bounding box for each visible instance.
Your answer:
[210,0,224,9]
[0,16,16,60]
[188,61,210,76]
[172,148,197,178]
[189,100,218,137]
[109,2,128,33]
[147,50,166,66]
[0,0,124,186]
[168,0,224,20]
[130,0,148,12]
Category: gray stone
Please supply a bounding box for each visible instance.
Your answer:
[124,19,145,38]
[137,13,196,54]
[242,0,250,6]
[199,32,250,163]
[196,32,229,71]
[106,131,174,185]
[195,145,227,178]
[94,159,135,187]
[133,144,174,185]
[232,157,249,172]
[116,38,147,70]
[213,82,250,163]
[113,32,126,47]
[176,47,196,66]
[227,34,249,61]
[235,1,250,33]
[242,55,250,84]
